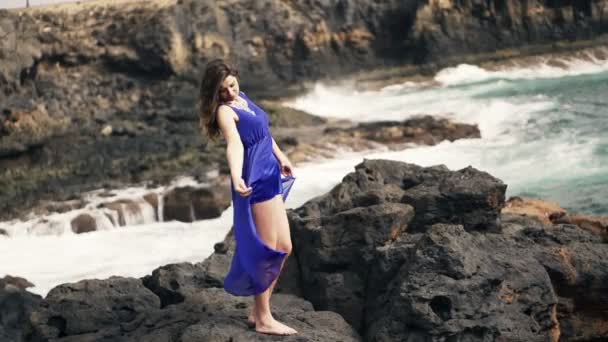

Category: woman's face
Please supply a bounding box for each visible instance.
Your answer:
[219,75,239,102]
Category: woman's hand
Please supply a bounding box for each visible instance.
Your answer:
[279,157,294,177]
[233,177,252,197]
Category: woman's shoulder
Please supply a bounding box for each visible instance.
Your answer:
[217,104,239,120]
[217,103,235,113]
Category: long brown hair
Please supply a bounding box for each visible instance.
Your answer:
[197,59,239,140]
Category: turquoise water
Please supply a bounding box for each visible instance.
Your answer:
[289,61,608,216]
[473,71,608,215]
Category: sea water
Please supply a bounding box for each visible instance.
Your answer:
[288,54,608,216]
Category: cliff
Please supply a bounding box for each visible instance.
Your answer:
[3,0,608,94]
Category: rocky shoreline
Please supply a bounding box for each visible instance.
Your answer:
[0,110,481,232]
[2,160,607,341]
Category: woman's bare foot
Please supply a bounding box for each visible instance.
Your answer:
[255,316,297,336]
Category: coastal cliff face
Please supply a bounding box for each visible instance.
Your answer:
[1,0,607,220]
[2,0,608,94]
[411,0,608,61]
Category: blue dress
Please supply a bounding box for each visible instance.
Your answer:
[223,91,296,296]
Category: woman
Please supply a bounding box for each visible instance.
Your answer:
[197,59,298,336]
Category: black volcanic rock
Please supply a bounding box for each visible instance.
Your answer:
[279,115,481,164]
[325,115,481,146]
[363,224,560,340]
[141,261,226,308]
[280,159,608,340]
[24,272,360,342]
[293,159,506,233]
[27,277,159,340]
[0,276,42,342]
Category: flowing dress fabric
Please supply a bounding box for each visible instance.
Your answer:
[223,91,296,296]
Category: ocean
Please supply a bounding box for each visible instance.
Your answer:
[288,54,608,216]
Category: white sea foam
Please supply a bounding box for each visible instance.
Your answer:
[434,49,608,86]
[0,210,234,296]
[285,54,608,200]
[0,176,211,238]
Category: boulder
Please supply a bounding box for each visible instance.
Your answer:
[25,272,359,341]
[162,185,231,222]
[281,159,607,340]
[0,276,42,342]
[70,213,97,234]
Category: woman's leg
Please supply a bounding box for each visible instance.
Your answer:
[263,192,293,295]
[250,194,297,335]
[248,195,292,322]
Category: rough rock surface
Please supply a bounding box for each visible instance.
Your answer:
[24,273,360,342]
[4,0,607,94]
[280,159,608,341]
[212,159,604,341]
[278,115,481,164]
[504,196,608,241]
[327,115,481,147]
[0,276,42,342]
[162,184,231,222]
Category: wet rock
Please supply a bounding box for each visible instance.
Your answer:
[36,199,86,215]
[70,213,97,234]
[163,185,230,222]
[101,199,143,226]
[0,276,42,342]
[0,276,35,290]
[326,115,480,147]
[258,100,327,127]
[143,192,159,221]
[276,115,479,164]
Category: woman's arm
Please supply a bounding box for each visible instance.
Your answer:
[217,105,252,196]
[217,105,243,182]
[272,137,294,177]
[271,138,288,163]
